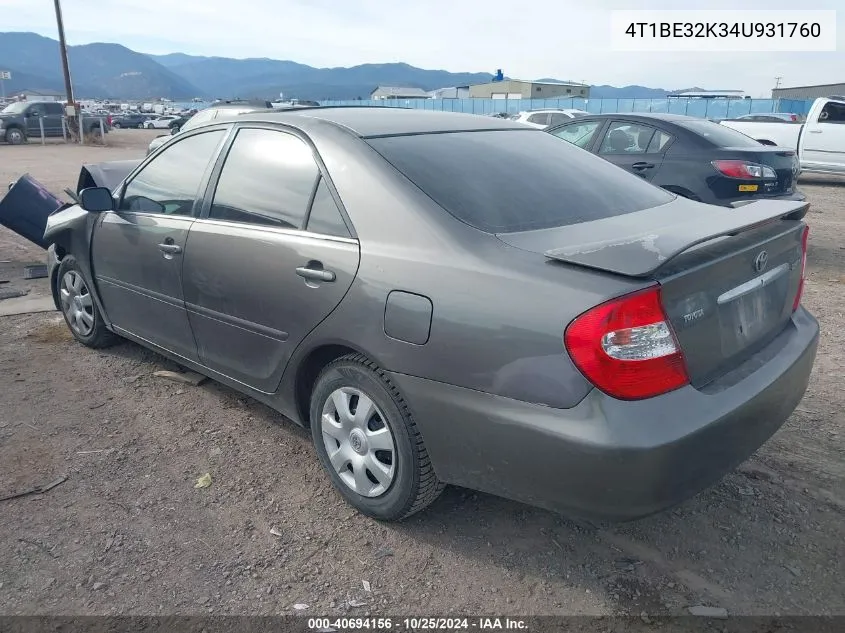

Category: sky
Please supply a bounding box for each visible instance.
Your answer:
[3,0,843,96]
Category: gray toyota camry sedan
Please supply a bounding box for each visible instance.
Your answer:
[41,107,818,522]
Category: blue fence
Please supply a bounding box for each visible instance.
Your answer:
[318,97,813,119]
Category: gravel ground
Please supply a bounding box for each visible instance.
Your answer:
[0,131,843,617]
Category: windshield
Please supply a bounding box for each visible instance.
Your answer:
[1,102,28,114]
[367,130,674,233]
[677,119,763,147]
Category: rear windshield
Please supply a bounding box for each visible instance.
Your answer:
[677,119,763,148]
[367,130,674,233]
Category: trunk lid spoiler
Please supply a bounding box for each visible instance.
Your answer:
[498,197,809,278]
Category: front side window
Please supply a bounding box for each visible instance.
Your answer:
[819,102,845,124]
[119,130,225,216]
[209,128,320,229]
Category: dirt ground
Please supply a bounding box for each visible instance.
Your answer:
[0,131,843,617]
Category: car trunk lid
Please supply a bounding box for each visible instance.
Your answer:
[497,196,808,387]
[719,146,799,196]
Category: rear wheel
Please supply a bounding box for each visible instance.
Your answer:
[57,255,118,348]
[4,128,25,145]
[310,354,444,521]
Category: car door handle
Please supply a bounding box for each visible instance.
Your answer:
[157,243,182,255]
[808,130,822,134]
[296,266,336,282]
[632,162,655,170]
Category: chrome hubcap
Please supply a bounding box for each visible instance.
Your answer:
[321,387,396,497]
[60,270,94,337]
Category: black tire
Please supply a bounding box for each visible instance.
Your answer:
[4,127,26,145]
[137,123,144,129]
[310,353,444,521]
[56,255,119,349]
[112,122,122,129]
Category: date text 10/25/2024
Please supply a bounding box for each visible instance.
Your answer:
[308,617,528,631]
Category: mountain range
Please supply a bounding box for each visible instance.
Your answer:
[1,31,697,101]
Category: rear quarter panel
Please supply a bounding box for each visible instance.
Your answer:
[279,121,647,412]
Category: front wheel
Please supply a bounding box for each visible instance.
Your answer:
[57,255,119,348]
[310,354,444,521]
[4,128,25,145]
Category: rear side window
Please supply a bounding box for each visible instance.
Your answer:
[527,113,550,125]
[45,103,63,115]
[647,130,673,153]
[677,120,762,147]
[551,120,602,149]
[367,130,674,233]
[210,128,319,229]
[306,177,351,238]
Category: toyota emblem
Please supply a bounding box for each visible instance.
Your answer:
[753,250,769,273]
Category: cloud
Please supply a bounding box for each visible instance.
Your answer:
[3,0,843,96]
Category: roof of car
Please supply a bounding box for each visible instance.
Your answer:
[566,112,699,122]
[228,106,533,138]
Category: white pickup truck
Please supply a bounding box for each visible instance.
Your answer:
[721,97,845,175]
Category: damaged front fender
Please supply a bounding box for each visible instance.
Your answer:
[76,159,141,195]
[0,159,139,250]
[0,174,69,249]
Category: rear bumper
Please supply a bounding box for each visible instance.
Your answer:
[390,307,819,521]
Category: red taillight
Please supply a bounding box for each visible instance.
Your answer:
[564,286,689,401]
[790,114,797,121]
[792,225,809,312]
[107,115,112,126]
[711,159,775,180]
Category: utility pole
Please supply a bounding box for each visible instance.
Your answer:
[53,0,77,138]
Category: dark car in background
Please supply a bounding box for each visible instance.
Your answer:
[111,113,152,129]
[0,101,110,144]
[546,113,805,208]
[5,108,815,523]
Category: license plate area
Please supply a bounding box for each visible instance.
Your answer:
[717,263,791,353]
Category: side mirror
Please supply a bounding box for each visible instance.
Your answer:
[79,187,114,213]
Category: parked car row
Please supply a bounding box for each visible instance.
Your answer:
[0,105,818,524]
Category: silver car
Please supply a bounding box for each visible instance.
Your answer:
[38,108,817,521]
